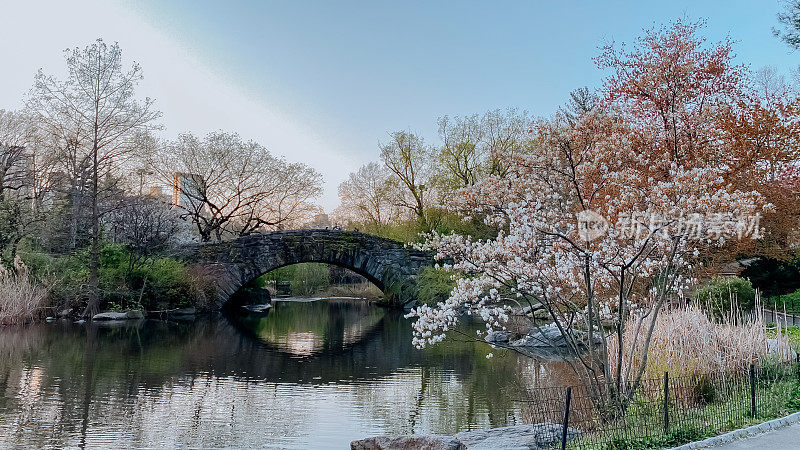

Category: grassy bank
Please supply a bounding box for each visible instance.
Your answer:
[573,363,800,449]
[516,360,800,449]
[515,305,800,449]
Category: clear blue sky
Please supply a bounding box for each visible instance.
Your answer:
[134,0,797,133]
[2,1,797,209]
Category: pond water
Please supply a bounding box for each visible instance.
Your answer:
[0,299,573,449]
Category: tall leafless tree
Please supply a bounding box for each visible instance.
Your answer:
[0,110,39,266]
[0,110,35,198]
[107,195,182,274]
[156,131,322,241]
[335,162,397,228]
[28,39,161,315]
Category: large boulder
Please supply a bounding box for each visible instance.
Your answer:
[350,435,465,450]
[92,312,130,321]
[533,309,550,320]
[92,310,144,321]
[125,310,144,319]
[513,324,569,347]
[455,423,579,449]
[509,324,599,360]
[485,330,511,345]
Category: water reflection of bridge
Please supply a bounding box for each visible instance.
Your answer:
[0,303,581,448]
[227,300,393,358]
[0,307,579,390]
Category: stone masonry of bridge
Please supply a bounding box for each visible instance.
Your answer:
[176,229,434,310]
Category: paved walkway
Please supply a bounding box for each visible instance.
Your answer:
[712,421,800,448]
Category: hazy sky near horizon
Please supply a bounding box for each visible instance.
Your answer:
[1,1,798,211]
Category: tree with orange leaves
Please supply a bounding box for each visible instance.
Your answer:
[598,19,800,261]
[407,20,780,415]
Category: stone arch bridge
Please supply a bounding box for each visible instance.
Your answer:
[176,229,433,309]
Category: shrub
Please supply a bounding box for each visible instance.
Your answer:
[21,249,90,309]
[691,375,717,405]
[416,267,456,306]
[692,276,756,316]
[99,245,194,310]
[22,245,196,312]
[767,288,800,313]
[133,257,194,310]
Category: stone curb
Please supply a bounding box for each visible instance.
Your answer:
[669,410,800,449]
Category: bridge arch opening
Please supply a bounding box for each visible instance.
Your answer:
[232,262,385,304]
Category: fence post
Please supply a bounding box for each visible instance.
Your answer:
[663,371,669,435]
[561,386,572,450]
[750,364,756,418]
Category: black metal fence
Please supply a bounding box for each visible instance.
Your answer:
[763,293,800,326]
[763,307,800,328]
[518,360,800,449]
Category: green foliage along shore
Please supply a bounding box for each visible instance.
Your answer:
[21,244,195,313]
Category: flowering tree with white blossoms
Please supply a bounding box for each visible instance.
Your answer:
[407,20,771,413]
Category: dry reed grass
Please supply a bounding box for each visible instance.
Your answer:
[323,282,383,299]
[185,264,225,310]
[0,257,50,325]
[610,298,792,382]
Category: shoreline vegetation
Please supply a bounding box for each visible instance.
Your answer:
[0,252,389,324]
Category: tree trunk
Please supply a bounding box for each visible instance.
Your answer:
[69,187,80,250]
[84,138,100,317]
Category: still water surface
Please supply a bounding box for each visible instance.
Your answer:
[0,299,568,448]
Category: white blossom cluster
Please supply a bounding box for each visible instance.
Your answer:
[406,125,765,352]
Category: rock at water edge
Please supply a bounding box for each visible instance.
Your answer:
[350,435,465,450]
[92,312,130,321]
[455,423,580,450]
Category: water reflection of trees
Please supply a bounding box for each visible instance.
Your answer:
[0,303,581,447]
